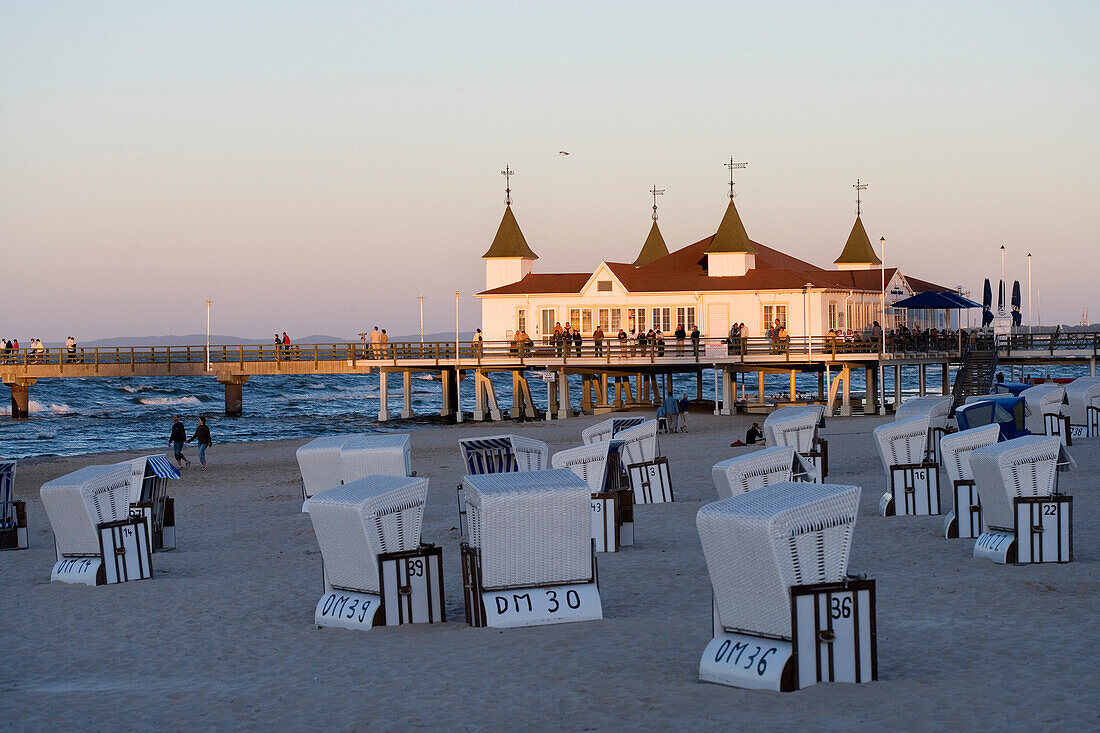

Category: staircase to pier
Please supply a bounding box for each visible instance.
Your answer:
[950,345,998,414]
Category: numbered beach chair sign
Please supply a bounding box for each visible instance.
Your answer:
[696,482,876,692]
[875,416,941,517]
[940,425,1001,540]
[309,475,443,631]
[41,464,154,586]
[460,469,602,629]
[456,435,549,536]
[969,436,1076,565]
[617,420,674,504]
[121,455,179,552]
[551,440,631,552]
[0,461,28,551]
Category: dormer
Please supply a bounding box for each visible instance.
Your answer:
[834,216,882,271]
[482,205,538,290]
[705,199,757,277]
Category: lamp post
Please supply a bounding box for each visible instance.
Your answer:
[1026,253,1032,331]
[205,299,212,372]
[803,283,813,359]
[455,290,463,423]
[418,295,424,344]
[879,236,887,415]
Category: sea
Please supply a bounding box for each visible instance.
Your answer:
[0,363,1091,459]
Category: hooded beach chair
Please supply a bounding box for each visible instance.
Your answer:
[552,440,632,552]
[711,446,818,500]
[894,395,954,463]
[41,464,152,585]
[940,424,1002,539]
[1019,384,1069,443]
[456,435,550,535]
[970,435,1076,564]
[581,415,646,445]
[460,469,602,628]
[1063,377,1100,438]
[874,415,940,516]
[339,434,412,483]
[763,406,828,479]
[696,482,874,691]
[616,420,673,503]
[0,461,28,551]
[296,435,357,509]
[119,455,180,551]
[308,475,440,628]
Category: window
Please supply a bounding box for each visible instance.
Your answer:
[597,280,612,292]
[652,307,671,332]
[610,308,621,331]
[582,308,593,333]
[517,309,527,333]
[846,303,854,330]
[828,303,838,331]
[628,307,645,333]
[569,308,580,330]
[763,305,787,333]
[676,306,696,330]
[598,308,610,331]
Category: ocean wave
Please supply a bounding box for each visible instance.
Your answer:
[137,396,202,406]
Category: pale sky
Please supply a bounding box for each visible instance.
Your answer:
[2,1,1097,341]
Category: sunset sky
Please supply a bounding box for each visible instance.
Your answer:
[2,1,1097,341]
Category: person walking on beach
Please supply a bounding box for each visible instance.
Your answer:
[168,415,191,468]
[188,416,213,470]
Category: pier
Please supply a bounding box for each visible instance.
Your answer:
[3,333,1096,420]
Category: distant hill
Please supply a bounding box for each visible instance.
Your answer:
[55,331,479,348]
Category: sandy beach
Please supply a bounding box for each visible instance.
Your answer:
[2,411,1096,731]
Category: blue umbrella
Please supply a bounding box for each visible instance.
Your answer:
[982,279,994,326]
[1011,280,1022,326]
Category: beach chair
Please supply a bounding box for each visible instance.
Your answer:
[340,434,413,482]
[617,420,674,503]
[970,436,1076,564]
[296,435,357,510]
[1019,384,1070,444]
[696,482,875,691]
[875,415,941,516]
[120,455,180,551]
[711,447,818,500]
[456,434,549,536]
[41,464,153,585]
[940,424,1002,539]
[0,461,28,551]
[308,475,441,629]
[763,406,829,480]
[894,395,954,464]
[1063,377,1100,439]
[552,440,633,552]
[956,396,1030,440]
[460,469,602,628]
[581,415,646,445]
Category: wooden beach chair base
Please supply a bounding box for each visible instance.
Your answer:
[379,545,446,626]
[1044,413,1072,446]
[803,438,829,481]
[879,462,941,516]
[0,500,28,551]
[461,543,603,628]
[943,480,982,539]
[973,495,1072,564]
[700,579,877,692]
[627,457,674,504]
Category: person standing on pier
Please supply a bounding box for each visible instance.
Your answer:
[275,332,282,360]
[572,328,582,357]
[617,327,628,356]
[380,329,389,358]
[188,416,212,471]
[553,322,564,357]
[675,324,686,355]
[369,326,382,358]
[691,325,701,357]
[168,415,191,469]
[593,325,604,356]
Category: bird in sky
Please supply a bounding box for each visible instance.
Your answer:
[558,151,570,156]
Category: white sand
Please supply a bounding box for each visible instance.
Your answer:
[2,412,1097,730]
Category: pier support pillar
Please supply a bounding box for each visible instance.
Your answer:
[789,371,797,401]
[720,369,733,415]
[613,377,624,408]
[557,371,573,419]
[401,371,413,418]
[866,367,878,414]
[581,376,594,414]
[599,373,609,407]
[818,371,825,402]
[1091,357,1096,377]
[440,369,454,417]
[378,371,390,422]
[894,365,902,410]
[919,364,927,396]
[6,378,36,419]
[511,372,523,419]
[217,374,249,417]
[942,362,950,394]
[757,372,765,405]
[548,376,559,417]
[697,369,703,401]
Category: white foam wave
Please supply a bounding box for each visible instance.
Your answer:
[138,396,201,406]
[0,401,74,416]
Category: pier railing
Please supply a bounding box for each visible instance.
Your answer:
[997,332,1100,358]
[0,334,971,371]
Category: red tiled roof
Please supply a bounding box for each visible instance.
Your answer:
[903,275,953,293]
[479,273,591,295]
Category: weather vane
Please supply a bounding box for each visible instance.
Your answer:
[501,165,514,205]
[853,178,868,216]
[724,156,747,199]
[650,185,665,221]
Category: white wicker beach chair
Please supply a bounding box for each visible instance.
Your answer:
[581,416,647,445]
[1019,385,1067,436]
[40,464,133,557]
[1063,377,1100,435]
[895,396,953,431]
[296,435,356,499]
[0,461,17,533]
[340,434,412,484]
[551,441,616,493]
[696,481,860,638]
[763,406,825,453]
[969,435,1075,532]
[711,447,818,500]
[873,415,932,479]
[119,455,180,506]
[616,420,660,466]
[459,435,549,475]
[941,424,1002,487]
[308,475,428,595]
[462,469,591,589]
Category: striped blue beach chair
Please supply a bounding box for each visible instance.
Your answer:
[0,461,18,532]
[457,435,549,536]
